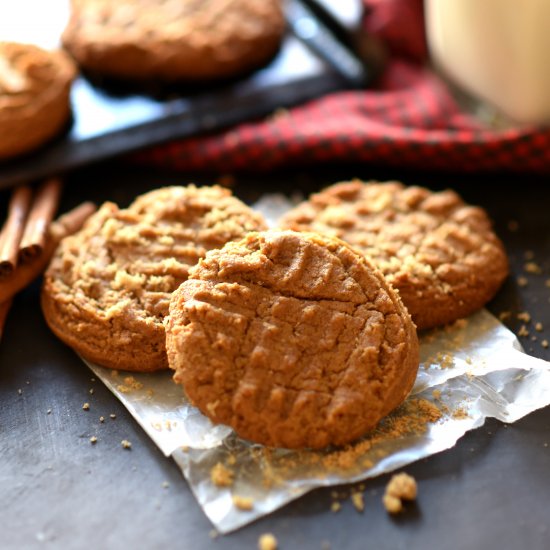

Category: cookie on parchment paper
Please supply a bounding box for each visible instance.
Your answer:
[41,185,267,372]
[166,230,419,449]
[281,181,509,330]
[62,0,285,82]
[0,42,75,160]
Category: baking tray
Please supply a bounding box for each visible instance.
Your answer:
[0,0,367,191]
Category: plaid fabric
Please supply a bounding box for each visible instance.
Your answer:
[135,0,550,173]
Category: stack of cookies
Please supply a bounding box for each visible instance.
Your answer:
[42,181,508,450]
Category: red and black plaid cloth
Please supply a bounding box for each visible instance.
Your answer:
[136,0,550,173]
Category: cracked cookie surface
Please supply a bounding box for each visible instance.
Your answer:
[41,185,266,372]
[62,0,285,81]
[0,42,75,160]
[166,230,419,449]
[281,181,509,330]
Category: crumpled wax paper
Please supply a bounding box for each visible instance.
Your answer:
[84,195,550,533]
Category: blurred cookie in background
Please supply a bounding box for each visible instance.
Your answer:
[62,0,285,82]
[0,42,76,161]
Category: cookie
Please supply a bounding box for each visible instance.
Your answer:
[62,0,285,81]
[166,230,419,449]
[281,181,509,330]
[41,185,267,372]
[0,42,76,160]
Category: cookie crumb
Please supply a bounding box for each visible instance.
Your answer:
[258,533,278,550]
[432,389,442,400]
[110,413,116,419]
[330,501,341,513]
[227,453,237,465]
[47,409,52,415]
[82,402,90,411]
[524,262,542,274]
[517,276,528,287]
[210,462,233,487]
[535,322,543,332]
[90,436,97,444]
[89,388,94,395]
[383,472,417,514]
[351,492,364,513]
[121,439,132,449]
[499,311,511,321]
[517,311,531,323]
[99,416,105,423]
[162,481,170,489]
[232,495,254,510]
[209,529,219,539]
[17,388,22,395]
[542,340,549,349]
[518,325,529,337]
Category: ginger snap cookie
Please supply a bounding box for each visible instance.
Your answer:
[41,185,267,372]
[166,230,419,449]
[281,181,509,330]
[62,0,285,81]
[0,42,76,160]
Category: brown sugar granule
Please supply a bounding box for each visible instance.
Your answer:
[210,462,233,487]
[383,472,417,514]
[351,492,364,513]
[535,322,544,332]
[517,311,531,323]
[517,276,528,287]
[82,402,90,411]
[232,495,254,511]
[542,340,549,349]
[524,262,542,274]
[258,533,278,550]
[121,439,132,449]
[518,325,530,337]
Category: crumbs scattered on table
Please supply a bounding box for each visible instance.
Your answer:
[383,472,417,514]
[524,262,542,275]
[535,322,543,332]
[232,495,254,511]
[351,491,364,513]
[499,311,511,321]
[121,439,132,449]
[99,416,105,423]
[210,462,233,487]
[517,276,528,287]
[542,339,549,349]
[330,501,341,513]
[82,402,90,411]
[110,413,116,419]
[258,533,278,550]
[518,325,529,337]
[90,436,97,444]
[517,311,531,323]
[452,407,470,420]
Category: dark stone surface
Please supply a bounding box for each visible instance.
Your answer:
[1,163,549,550]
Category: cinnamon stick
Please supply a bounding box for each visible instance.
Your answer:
[0,186,33,278]
[18,177,62,263]
[0,201,96,305]
[0,299,12,342]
